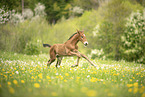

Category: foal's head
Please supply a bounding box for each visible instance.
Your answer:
[77,30,88,46]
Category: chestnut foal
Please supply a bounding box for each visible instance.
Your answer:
[43,30,96,68]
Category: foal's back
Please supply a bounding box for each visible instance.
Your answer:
[51,44,68,56]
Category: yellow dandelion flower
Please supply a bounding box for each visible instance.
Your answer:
[65,73,69,76]
[113,73,119,76]
[77,77,80,79]
[51,92,58,96]
[13,80,18,85]
[4,75,7,79]
[34,83,40,88]
[134,82,138,87]
[103,81,106,84]
[90,78,95,82]
[60,76,63,80]
[46,76,51,79]
[7,82,11,85]
[9,87,15,94]
[2,69,4,71]
[130,79,132,82]
[64,79,67,82]
[86,90,97,96]
[31,76,34,79]
[90,77,97,82]
[21,80,25,83]
[128,88,132,92]
[0,84,1,88]
[127,84,133,87]
[38,73,43,79]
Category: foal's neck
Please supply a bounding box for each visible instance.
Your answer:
[68,34,79,45]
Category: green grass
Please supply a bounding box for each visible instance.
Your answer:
[0,51,145,97]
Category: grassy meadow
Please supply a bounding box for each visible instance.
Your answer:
[0,0,145,97]
[0,51,145,97]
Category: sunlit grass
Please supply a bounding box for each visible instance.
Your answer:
[0,51,145,97]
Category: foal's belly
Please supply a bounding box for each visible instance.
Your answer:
[54,44,68,55]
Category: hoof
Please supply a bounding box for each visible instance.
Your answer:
[55,65,60,68]
[94,65,97,67]
[47,64,50,68]
[93,65,97,68]
[47,66,50,68]
[91,64,97,67]
[71,65,78,67]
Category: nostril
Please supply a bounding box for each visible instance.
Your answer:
[84,41,88,46]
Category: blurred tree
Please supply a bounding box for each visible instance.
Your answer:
[0,0,38,12]
[72,0,99,10]
[0,0,21,11]
[22,0,24,15]
[92,0,143,60]
[0,0,72,23]
[39,0,72,24]
[121,9,145,63]
[70,6,84,17]
[134,0,145,6]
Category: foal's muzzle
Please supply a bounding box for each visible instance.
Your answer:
[84,41,88,46]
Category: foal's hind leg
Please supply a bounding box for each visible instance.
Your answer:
[47,57,56,67]
[55,57,62,68]
[47,50,56,67]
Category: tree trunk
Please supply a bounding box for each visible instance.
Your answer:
[22,0,24,15]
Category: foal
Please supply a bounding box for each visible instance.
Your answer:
[43,30,96,68]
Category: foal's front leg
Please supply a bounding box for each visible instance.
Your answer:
[71,57,80,67]
[68,51,81,67]
[80,54,97,67]
[69,51,97,67]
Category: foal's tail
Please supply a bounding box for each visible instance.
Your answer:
[43,44,51,48]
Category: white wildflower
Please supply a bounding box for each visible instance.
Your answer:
[15,71,19,74]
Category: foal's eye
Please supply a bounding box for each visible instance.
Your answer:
[81,36,83,38]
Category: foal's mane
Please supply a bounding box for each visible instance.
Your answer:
[68,32,77,40]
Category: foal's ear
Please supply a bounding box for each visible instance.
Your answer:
[76,29,80,34]
[82,30,84,32]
